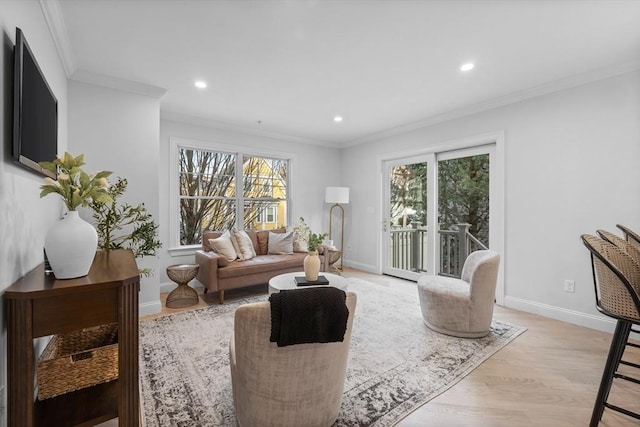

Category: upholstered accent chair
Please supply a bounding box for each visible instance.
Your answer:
[417,250,500,338]
[229,291,357,427]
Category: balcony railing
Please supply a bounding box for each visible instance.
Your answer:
[389,223,487,278]
[390,224,428,272]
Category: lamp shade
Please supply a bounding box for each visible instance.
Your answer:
[325,187,350,204]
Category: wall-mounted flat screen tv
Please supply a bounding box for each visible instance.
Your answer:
[13,27,58,179]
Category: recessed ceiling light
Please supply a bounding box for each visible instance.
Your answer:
[194,80,207,89]
[460,63,475,72]
[334,116,343,123]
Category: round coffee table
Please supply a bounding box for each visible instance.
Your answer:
[268,272,347,294]
[166,264,200,308]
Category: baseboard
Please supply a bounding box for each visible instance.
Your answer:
[139,299,162,317]
[504,296,640,340]
[504,296,616,333]
[344,260,378,274]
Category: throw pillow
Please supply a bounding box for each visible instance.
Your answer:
[267,231,294,255]
[256,231,270,255]
[286,226,308,252]
[244,230,259,254]
[203,230,223,252]
[229,228,242,258]
[231,228,257,261]
[208,230,238,262]
[257,227,285,255]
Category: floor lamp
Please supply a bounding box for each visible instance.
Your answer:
[325,187,349,270]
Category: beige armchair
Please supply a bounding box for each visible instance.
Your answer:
[417,250,500,338]
[230,290,357,427]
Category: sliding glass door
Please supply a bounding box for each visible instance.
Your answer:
[437,149,490,277]
[383,155,432,281]
[382,144,495,282]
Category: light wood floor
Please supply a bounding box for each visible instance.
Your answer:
[135,268,640,427]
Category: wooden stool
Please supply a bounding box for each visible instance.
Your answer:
[166,264,200,308]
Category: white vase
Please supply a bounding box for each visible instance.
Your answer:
[304,250,321,281]
[44,211,98,279]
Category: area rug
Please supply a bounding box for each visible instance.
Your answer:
[139,277,526,426]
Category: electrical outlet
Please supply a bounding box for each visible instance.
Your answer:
[564,279,575,293]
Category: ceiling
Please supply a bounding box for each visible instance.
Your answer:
[51,0,640,146]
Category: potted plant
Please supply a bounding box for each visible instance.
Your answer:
[307,232,328,252]
[294,217,327,281]
[39,153,113,279]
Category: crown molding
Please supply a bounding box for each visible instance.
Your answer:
[39,0,75,77]
[346,60,640,147]
[160,111,338,148]
[36,0,640,149]
[70,69,168,99]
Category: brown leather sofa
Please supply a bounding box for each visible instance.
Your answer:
[195,229,330,303]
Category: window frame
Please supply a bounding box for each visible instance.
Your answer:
[169,137,295,256]
[257,204,278,224]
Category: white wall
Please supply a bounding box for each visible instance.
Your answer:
[158,119,342,293]
[0,1,69,424]
[0,2,69,284]
[341,70,640,333]
[68,80,162,315]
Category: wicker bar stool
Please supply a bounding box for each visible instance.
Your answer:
[597,229,640,265]
[166,264,200,308]
[597,229,640,342]
[581,234,640,426]
[616,224,640,249]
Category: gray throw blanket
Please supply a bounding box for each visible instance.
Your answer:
[269,287,348,347]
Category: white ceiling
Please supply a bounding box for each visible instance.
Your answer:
[52,0,640,146]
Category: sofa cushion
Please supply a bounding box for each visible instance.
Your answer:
[231,228,257,261]
[256,227,286,255]
[204,229,260,255]
[245,230,259,254]
[209,230,238,262]
[217,253,307,279]
[256,231,269,255]
[217,255,229,267]
[203,230,223,252]
[268,231,294,255]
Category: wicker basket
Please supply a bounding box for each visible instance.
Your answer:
[37,323,119,400]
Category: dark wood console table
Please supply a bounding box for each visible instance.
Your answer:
[5,249,140,426]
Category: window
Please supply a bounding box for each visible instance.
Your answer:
[172,140,290,248]
[256,205,278,226]
[242,156,288,231]
[266,206,276,223]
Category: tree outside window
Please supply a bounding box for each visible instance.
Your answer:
[242,156,287,230]
[390,163,427,228]
[438,154,489,246]
[179,148,288,245]
[389,154,489,246]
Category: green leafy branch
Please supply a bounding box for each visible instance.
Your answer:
[307,232,328,252]
[39,152,113,211]
[90,178,162,277]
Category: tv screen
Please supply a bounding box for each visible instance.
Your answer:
[13,27,58,179]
